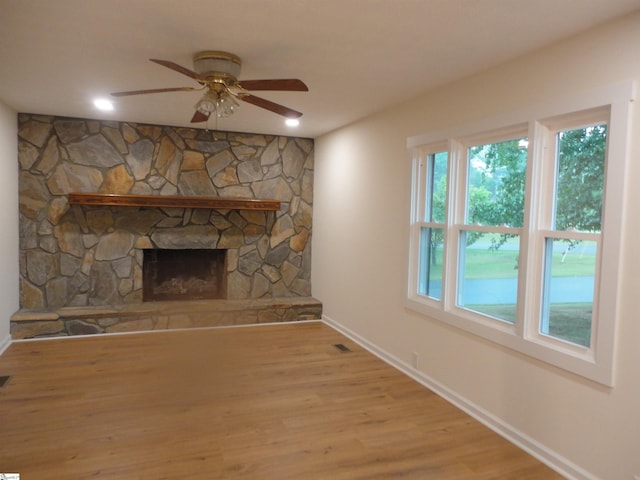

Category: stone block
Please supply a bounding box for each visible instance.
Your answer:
[19,140,40,170]
[270,214,295,248]
[11,320,65,339]
[53,222,84,257]
[19,119,52,147]
[67,134,123,168]
[21,279,45,309]
[53,119,87,144]
[182,150,205,170]
[102,164,134,194]
[47,196,69,225]
[26,250,59,286]
[47,162,104,195]
[20,172,49,219]
[178,170,216,196]
[94,230,135,261]
[36,136,60,175]
[67,319,102,335]
[150,225,219,249]
[212,166,239,188]
[101,126,128,154]
[155,136,181,185]
[261,139,280,166]
[167,314,193,329]
[237,159,262,183]
[282,141,305,180]
[289,228,310,252]
[105,317,154,333]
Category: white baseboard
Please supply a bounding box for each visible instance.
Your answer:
[322,314,599,480]
[0,333,11,357]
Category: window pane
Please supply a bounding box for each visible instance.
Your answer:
[457,230,519,323]
[418,227,444,300]
[541,238,596,347]
[425,152,448,223]
[554,124,606,233]
[467,138,527,227]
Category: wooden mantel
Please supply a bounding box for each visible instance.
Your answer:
[68,193,281,211]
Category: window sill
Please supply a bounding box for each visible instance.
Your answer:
[405,296,612,386]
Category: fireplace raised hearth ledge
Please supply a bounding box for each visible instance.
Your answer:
[10,297,323,339]
[68,193,281,211]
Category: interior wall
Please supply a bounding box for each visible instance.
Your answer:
[313,12,640,480]
[0,101,19,351]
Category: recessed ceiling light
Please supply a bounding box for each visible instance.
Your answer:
[93,98,114,111]
[285,118,300,127]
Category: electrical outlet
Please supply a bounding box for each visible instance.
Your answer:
[412,352,420,369]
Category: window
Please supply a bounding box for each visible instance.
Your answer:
[407,83,634,385]
[460,133,527,323]
[416,149,447,300]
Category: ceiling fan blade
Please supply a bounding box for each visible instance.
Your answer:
[237,79,308,92]
[191,110,210,123]
[111,86,201,97]
[239,94,303,118]
[150,59,203,81]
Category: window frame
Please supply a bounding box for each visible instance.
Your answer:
[406,82,635,386]
[410,142,449,301]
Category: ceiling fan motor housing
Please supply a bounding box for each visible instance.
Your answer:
[193,51,242,81]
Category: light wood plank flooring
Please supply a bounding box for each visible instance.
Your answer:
[0,322,563,479]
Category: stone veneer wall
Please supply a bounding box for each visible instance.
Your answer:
[18,114,314,310]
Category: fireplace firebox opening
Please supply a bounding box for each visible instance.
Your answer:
[142,249,227,302]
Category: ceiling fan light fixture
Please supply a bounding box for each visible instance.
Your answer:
[195,91,218,114]
[217,93,239,117]
[195,90,239,118]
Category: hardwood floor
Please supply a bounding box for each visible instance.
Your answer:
[0,322,563,479]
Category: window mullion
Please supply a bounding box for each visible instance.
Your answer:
[442,140,464,311]
[408,149,426,298]
[520,122,554,341]
[411,147,426,223]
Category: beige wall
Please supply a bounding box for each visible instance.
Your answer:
[313,12,640,480]
[0,101,19,349]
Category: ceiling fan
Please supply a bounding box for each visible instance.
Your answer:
[111,51,308,123]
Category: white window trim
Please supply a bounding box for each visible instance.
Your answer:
[406,82,635,386]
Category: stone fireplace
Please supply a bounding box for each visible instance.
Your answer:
[142,248,227,302]
[13,114,322,338]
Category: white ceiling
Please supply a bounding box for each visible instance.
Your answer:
[1,0,639,139]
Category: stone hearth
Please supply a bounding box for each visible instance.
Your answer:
[14,114,320,338]
[10,297,323,339]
